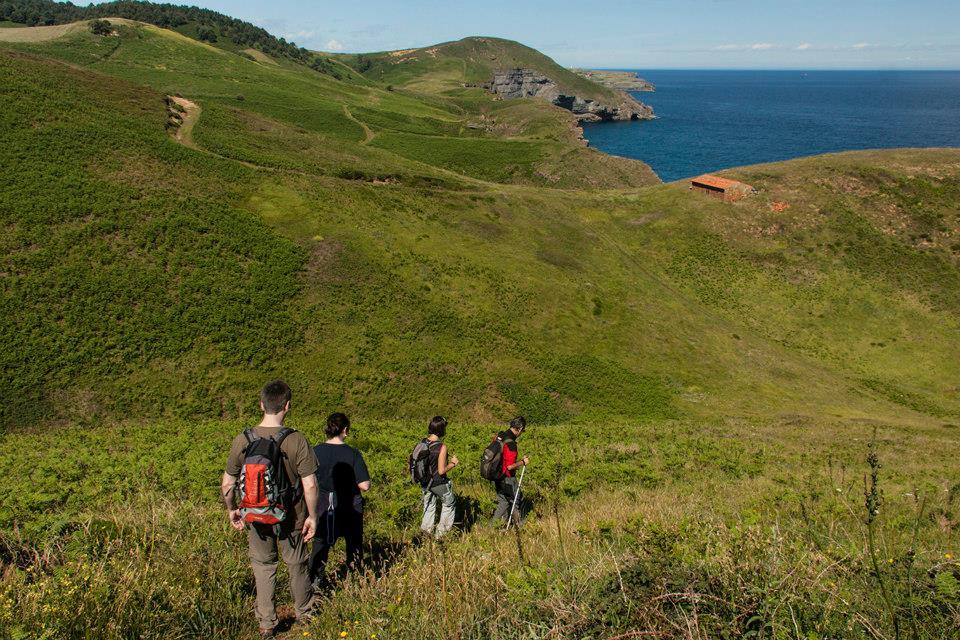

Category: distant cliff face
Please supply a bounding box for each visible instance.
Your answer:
[486,68,654,122]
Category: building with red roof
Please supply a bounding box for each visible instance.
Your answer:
[690,174,756,201]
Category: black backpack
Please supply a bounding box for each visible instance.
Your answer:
[479,434,505,481]
[409,439,440,488]
[237,428,301,525]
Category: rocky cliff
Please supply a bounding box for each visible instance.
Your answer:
[485,68,654,122]
[572,69,655,92]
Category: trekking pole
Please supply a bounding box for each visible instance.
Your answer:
[506,465,526,529]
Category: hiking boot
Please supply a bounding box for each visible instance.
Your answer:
[259,628,275,639]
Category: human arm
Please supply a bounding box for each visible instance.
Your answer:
[438,443,459,475]
[300,473,318,541]
[355,450,371,492]
[506,456,529,471]
[220,472,244,530]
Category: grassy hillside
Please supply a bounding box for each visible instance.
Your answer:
[340,36,620,99]
[0,10,958,640]
[2,19,960,431]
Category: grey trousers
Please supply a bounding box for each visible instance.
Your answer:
[421,481,456,539]
[247,522,313,630]
[493,476,522,524]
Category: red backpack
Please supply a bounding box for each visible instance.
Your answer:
[237,428,300,525]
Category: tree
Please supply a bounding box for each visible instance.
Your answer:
[196,24,216,43]
[89,18,111,36]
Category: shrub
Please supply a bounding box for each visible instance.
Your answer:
[88,19,111,36]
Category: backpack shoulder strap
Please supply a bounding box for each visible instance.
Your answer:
[273,427,294,445]
[243,429,255,444]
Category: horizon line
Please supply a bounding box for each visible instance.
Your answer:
[584,67,960,72]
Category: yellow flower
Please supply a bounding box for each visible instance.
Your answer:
[340,633,348,638]
[946,553,954,560]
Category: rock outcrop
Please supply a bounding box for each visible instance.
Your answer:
[485,68,654,122]
[571,69,655,92]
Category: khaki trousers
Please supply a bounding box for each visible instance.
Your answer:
[421,481,456,539]
[247,522,313,629]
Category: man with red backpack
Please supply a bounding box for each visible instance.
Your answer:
[220,380,319,638]
[481,416,529,525]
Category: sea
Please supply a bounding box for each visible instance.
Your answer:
[580,70,960,182]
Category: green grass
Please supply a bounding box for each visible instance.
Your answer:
[0,12,959,639]
[0,415,956,638]
[344,36,620,102]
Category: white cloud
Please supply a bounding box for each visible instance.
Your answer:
[852,42,872,49]
[325,39,345,51]
[796,42,812,50]
[283,29,317,41]
[713,43,777,52]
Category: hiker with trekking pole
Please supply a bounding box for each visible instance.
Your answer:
[480,416,529,527]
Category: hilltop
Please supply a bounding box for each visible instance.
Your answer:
[338,36,654,121]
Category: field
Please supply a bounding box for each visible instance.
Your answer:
[1,11,959,640]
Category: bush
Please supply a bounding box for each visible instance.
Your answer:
[88,19,111,36]
[197,24,217,43]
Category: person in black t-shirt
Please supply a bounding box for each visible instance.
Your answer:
[309,413,371,586]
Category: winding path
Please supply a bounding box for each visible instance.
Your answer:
[342,104,376,144]
[168,96,200,149]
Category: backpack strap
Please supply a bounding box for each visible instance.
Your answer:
[273,427,294,444]
[271,428,302,500]
[242,429,255,444]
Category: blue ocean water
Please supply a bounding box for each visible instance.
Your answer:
[581,70,960,182]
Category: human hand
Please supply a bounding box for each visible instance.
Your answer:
[450,455,459,467]
[522,456,530,466]
[302,516,317,542]
[228,509,244,531]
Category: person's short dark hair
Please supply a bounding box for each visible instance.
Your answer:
[510,415,527,432]
[428,415,448,437]
[260,380,291,415]
[325,412,350,438]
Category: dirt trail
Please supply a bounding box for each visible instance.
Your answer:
[341,104,376,144]
[168,96,200,149]
[0,22,85,42]
[162,97,499,191]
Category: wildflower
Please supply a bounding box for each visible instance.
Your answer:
[946,553,954,560]
[340,632,348,638]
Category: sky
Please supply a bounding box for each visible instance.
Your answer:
[88,0,960,69]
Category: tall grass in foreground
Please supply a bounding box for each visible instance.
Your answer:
[2,435,957,640]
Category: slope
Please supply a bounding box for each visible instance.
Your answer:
[2,17,960,435]
[343,36,620,100]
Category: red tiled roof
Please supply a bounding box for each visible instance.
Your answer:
[691,174,746,190]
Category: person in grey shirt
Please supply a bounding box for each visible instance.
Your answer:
[419,416,459,539]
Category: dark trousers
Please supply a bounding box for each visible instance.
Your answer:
[493,476,524,525]
[309,508,363,582]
